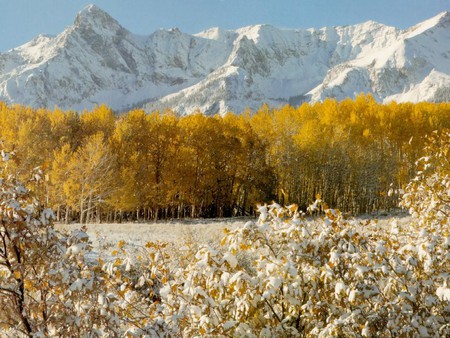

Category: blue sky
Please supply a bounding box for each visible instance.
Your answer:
[1,0,449,52]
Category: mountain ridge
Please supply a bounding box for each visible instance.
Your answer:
[0,5,449,115]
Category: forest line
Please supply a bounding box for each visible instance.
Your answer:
[1,94,449,222]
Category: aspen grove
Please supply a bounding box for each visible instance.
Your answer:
[1,95,450,222]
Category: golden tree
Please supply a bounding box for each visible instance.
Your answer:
[60,133,116,224]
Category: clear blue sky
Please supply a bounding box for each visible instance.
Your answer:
[1,0,449,52]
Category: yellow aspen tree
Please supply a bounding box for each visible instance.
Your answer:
[63,133,117,224]
[80,104,116,140]
[110,109,153,220]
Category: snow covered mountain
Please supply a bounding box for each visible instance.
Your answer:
[0,5,449,115]
[0,5,232,112]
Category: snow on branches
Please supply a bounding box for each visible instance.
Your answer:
[401,129,450,231]
[0,151,121,337]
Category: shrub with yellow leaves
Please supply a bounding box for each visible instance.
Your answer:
[0,151,122,337]
[401,129,450,231]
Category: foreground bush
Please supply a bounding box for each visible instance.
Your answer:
[0,155,123,336]
[114,203,448,337]
[1,130,449,337]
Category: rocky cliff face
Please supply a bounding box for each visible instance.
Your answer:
[1,5,449,115]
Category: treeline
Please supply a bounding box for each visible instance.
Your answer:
[1,94,449,222]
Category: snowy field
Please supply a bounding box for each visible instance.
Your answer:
[55,217,251,256]
[55,213,411,257]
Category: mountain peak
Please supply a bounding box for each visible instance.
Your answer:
[83,4,101,12]
[434,10,450,21]
[76,4,108,20]
[404,11,450,38]
[195,27,222,39]
[436,10,450,26]
[74,4,123,33]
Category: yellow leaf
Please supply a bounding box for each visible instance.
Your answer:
[24,280,33,290]
[240,243,250,250]
[118,240,126,249]
[288,204,298,212]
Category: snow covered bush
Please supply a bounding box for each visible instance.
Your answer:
[0,151,123,337]
[401,129,450,231]
[126,203,448,337]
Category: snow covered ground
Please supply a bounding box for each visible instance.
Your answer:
[56,217,250,257]
[55,213,411,257]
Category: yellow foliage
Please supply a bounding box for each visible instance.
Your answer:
[1,97,450,220]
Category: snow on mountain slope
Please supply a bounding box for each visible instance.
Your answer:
[308,11,450,104]
[0,5,449,114]
[0,4,232,111]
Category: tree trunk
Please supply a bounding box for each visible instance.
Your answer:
[86,194,93,224]
[96,206,101,223]
[56,205,61,222]
[65,206,70,224]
